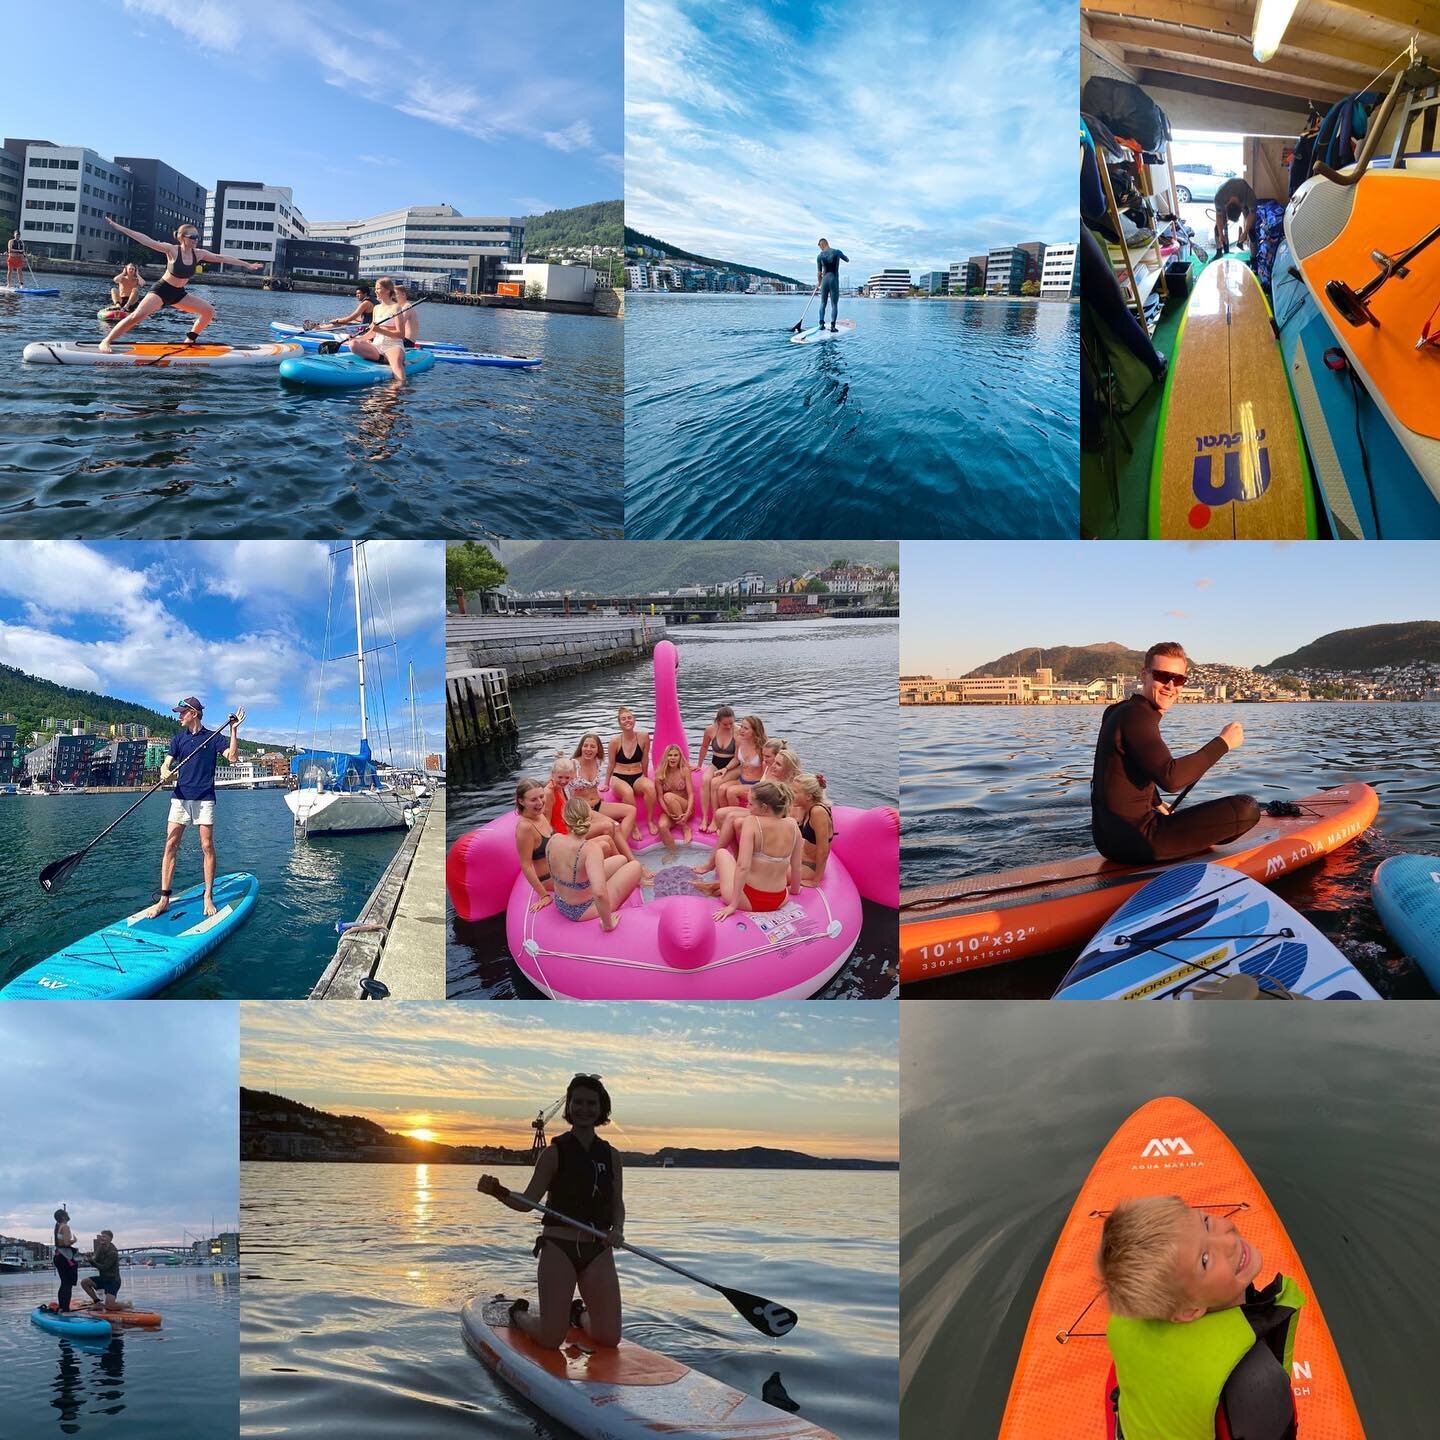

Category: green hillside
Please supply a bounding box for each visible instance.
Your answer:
[1263,622,1440,670]
[0,661,178,741]
[492,540,898,595]
[624,226,806,286]
[523,201,622,251]
[968,642,1144,679]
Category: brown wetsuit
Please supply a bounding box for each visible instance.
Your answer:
[1091,695,1259,863]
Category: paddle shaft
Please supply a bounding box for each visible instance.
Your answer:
[317,294,429,353]
[791,286,819,332]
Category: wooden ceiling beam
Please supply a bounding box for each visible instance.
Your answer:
[1317,0,1440,47]
[1123,51,1352,97]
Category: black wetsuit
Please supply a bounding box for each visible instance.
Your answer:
[53,1223,79,1311]
[1091,695,1259,864]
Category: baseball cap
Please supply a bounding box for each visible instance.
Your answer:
[172,696,204,716]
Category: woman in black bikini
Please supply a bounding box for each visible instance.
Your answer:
[97,216,263,351]
[697,706,738,833]
[607,706,659,835]
[513,778,556,911]
[791,773,836,887]
[477,1074,624,1349]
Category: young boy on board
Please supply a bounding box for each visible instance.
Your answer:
[1100,1196,1302,1440]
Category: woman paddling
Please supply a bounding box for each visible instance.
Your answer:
[97,217,263,350]
[477,1073,624,1349]
[346,277,414,384]
[325,285,374,329]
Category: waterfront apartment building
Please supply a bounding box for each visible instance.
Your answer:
[0,146,21,228]
[1040,241,1079,298]
[948,257,985,293]
[113,155,206,245]
[310,205,524,292]
[17,142,133,263]
[866,268,913,297]
[208,180,308,269]
[24,733,99,785]
[986,244,1047,295]
[919,270,949,294]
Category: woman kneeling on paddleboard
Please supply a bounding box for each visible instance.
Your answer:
[346,277,414,385]
[98,217,263,350]
[110,262,143,312]
[477,1074,624,1348]
[1092,642,1260,865]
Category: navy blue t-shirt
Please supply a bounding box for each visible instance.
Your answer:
[170,725,222,802]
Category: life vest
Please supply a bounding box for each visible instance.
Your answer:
[1107,1275,1305,1440]
[549,788,569,835]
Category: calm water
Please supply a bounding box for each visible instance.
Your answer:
[901,702,1440,997]
[901,1003,1440,1437]
[0,276,621,537]
[624,295,1078,540]
[2,1267,239,1437]
[0,790,405,998]
[446,620,900,997]
[241,1162,897,1440]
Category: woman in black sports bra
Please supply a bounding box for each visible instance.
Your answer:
[97,216,263,351]
[478,1074,625,1349]
[607,706,659,835]
[698,705,738,833]
[513,778,556,912]
[790,773,837,886]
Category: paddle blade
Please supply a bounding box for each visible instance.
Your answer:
[39,849,87,893]
[718,1285,798,1337]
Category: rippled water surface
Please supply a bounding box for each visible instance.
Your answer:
[2,1267,238,1437]
[624,296,1077,539]
[901,1004,1440,1438]
[447,621,899,996]
[0,790,407,997]
[0,277,621,537]
[901,702,1440,996]
[242,1162,897,1440]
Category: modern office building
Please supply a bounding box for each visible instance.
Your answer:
[311,205,524,292]
[208,180,308,270]
[90,738,148,786]
[1016,241,1046,282]
[919,270,949,295]
[274,234,359,283]
[866,268,913,297]
[0,147,22,228]
[948,257,987,293]
[18,143,133,263]
[1040,241,1079,297]
[985,246,1029,295]
[113,156,206,243]
[0,722,15,779]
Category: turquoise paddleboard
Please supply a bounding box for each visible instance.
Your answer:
[278,347,436,388]
[31,1306,114,1338]
[1055,862,1380,1000]
[0,873,258,999]
[1372,854,1440,987]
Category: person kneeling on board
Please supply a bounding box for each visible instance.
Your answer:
[1091,642,1259,864]
[1100,1196,1301,1440]
[477,1073,624,1348]
[80,1230,128,1313]
[139,697,242,920]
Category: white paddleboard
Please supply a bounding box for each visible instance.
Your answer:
[790,320,856,345]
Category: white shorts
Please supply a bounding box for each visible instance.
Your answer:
[168,798,215,827]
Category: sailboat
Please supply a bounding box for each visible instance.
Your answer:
[286,541,412,836]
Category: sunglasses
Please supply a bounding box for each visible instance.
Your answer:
[1149,668,1188,688]
[570,1073,603,1085]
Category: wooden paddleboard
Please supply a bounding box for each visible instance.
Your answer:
[1150,258,1315,539]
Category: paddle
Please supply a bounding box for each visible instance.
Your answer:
[314,295,431,355]
[38,711,243,893]
[487,1185,799,1338]
[789,286,820,334]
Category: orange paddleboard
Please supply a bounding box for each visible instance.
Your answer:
[43,1300,162,1327]
[998,1097,1366,1439]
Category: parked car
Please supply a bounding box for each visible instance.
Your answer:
[1171,162,1240,204]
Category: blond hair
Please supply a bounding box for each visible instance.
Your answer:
[792,773,828,804]
[768,748,802,780]
[654,744,687,785]
[1097,1196,1193,1319]
[750,780,793,816]
[563,796,595,836]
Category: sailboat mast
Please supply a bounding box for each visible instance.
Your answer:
[351,540,368,745]
[407,662,418,769]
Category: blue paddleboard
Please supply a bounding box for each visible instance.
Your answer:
[278,347,436,388]
[1055,862,1380,1000]
[270,321,467,352]
[0,285,61,296]
[0,873,259,999]
[1371,854,1440,987]
[31,1306,114,1338]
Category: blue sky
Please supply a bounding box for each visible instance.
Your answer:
[2,1004,237,1246]
[626,0,1078,279]
[902,542,1440,673]
[6,0,621,220]
[242,1002,900,1160]
[0,542,443,761]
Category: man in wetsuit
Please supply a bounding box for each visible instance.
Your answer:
[816,238,849,331]
[1092,642,1260,865]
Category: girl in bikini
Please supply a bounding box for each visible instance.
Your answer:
[98,216,263,351]
[477,1074,624,1350]
[514,778,557,911]
[694,745,802,873]
[109,262,143,312]
[709,780,802,921]
[790,773,836,888]
[697,706,737,832]
[652,744,695,849]
[717,715,767,810]
[543,798,644,930]
[607,707,659,835]
[570,733,636,840]
[346,277,414,385]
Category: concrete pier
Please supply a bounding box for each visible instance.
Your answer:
[310,790,447,1000]
[447,615,667,690]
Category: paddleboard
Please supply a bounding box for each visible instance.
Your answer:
[0,285,60,296]
[30,1306,114,1339]
[22,341,302,367]
[1287,169,1440,487]
[278,347,436,389]
[43,1301,162,1327]
[900,783,1378,983]
[0,872,259,999]
[461,1295,838,1439]
[997,1097,1365,1439]
[790,319,856,345]
[1054,862,1380,1000]
[1273,243,1440,538]
[1371,853,1440,988]
[1150,257,1315,539]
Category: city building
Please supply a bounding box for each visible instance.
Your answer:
[90,739,148,786]
[0,722,15,779]
[208,180,308,270]
[311,205,524,292]
[1040,241,1079,298]
[0,145,22,228]
[24,733,101,785]
[493,261,599,303]
[273,234,359,283]
[986,246,1031,295]
[112,156,206,245]
[919,270,949,295]
[18,142,133,263]
[866,268,913,297]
